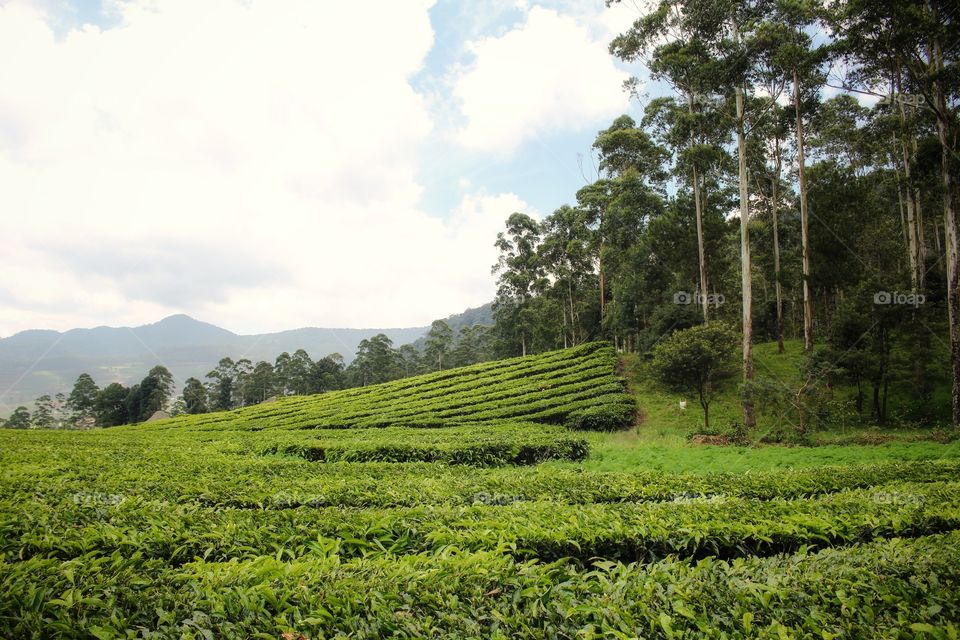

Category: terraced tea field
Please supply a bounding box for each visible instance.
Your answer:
[2,342,959,638]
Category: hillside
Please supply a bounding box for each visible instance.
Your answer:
[139,342,635,464]
[2,343,960,636]
[0,305,492,410]
[153,341,632,431]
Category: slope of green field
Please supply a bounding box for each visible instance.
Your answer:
[152,341,635,432]
[2,342,959,638]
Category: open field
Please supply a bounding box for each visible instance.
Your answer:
[2,343,959,638]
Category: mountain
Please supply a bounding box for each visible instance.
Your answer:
[410,303,494,351]
[0,308,490,412]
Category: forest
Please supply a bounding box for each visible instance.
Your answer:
[486,0,959,431]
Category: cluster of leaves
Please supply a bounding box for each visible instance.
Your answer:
[256,423,589,466]
[5,475,956,568]
[1,522,958,637]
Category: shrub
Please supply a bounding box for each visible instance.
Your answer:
[565,401,635,431]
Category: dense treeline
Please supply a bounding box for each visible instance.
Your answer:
[488,0,958,428]
[1,320,497,428]
[0,367,177,429]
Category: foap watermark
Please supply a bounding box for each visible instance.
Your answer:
[690,92,722,108]
[878,92,925,109]
[670,493,728,504]
[473,491,525,506]
[674,291,725,306]
[874,291,925,308]
[71,491,125,506]
[871,491,923,505]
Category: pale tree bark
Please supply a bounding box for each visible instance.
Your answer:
[899,90,928,400]
[735,20,755,430]
[693,165,710,322]
[561,304,568,349]
[913,135,927,280]
[772,139,784,353]
[897,70,923,292]
[598,251,605,324]
[931,33,960,427]
[794,69,813,354]
[892,132,908,243]
[688,94,710,322]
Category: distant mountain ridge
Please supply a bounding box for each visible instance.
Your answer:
[0,304,492,412]
[410,304,494,351]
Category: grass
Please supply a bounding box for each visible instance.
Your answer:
[545,338,960,473]
[559,430,960,473]
[2,341,959,637]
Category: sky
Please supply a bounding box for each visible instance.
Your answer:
[0,0,659,336]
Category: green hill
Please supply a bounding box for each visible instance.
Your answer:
[135,341,634,465]
[154,341,633,431]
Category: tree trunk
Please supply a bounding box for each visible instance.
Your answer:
[699,384,709,431]
[772,139,784,354]
[688,93,709,322]
[882,376,889,425]
[893,135,908,243]
[561,303,568,349]
[898,91,928,401]
[873,382,882,424]
[599,247,605,327]
[796,389,807,437]
[913,135,927,281]
[898,74,922,292]
[794,69,813,354]
[737,21,755,430]
[693,165,710,322]
[931,33,960,428]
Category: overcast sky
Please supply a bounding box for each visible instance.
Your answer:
[0,0,651,336]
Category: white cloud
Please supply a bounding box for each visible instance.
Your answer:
[0,0,544,336]
[453,5,632,154]
[2,0,626,338]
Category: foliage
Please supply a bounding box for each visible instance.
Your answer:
[565,401,636,431]
[651,322,738,429]
[31,395,55,429]
[4,406,30,429]
[181,377,207,414]
[1,412,960,637]
[423,320,454,371]
[66,373,99,423]
[94,383,130,427]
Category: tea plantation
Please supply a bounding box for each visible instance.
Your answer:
[2,342,960,638]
